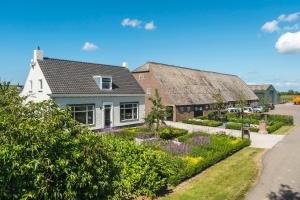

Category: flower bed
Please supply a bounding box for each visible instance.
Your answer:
[182,119,223,127]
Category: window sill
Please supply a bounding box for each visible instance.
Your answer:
[120,119,139,123]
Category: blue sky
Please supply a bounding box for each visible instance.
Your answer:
[1,0,300,91]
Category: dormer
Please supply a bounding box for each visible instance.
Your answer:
[93,75,112,90]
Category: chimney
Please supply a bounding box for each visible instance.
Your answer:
[33,46,44,61]
[122,61,128,68]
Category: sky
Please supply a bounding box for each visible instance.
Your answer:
[1,0,300,91]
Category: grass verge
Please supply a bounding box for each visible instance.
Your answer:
[272,125,295,135]
[159,147,264,200]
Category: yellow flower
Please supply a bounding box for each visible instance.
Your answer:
[183,156,204,166]
[229,139,241,145]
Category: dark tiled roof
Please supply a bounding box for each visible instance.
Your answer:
[38,58,145,95]
[248,84,272,92]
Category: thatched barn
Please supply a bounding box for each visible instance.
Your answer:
[132,62,258,121]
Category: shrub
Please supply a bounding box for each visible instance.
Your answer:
[99,135,180,198]
[225,122,242,130]
[227,117,259,125]
[249,127,259,132]
[0,92,116,199]
[159,127,188,140]
[267,122,285,133]
[182,119,223,127]
[171,133,250,184]
[267,114,294,125]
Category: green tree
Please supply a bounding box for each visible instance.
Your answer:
[236,93,247,119]
[212,89,225,120]
[145,89,166,133]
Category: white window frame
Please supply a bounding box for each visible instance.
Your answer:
[120,102,139,122]
[93,75,112,90]
[69,104,95,125]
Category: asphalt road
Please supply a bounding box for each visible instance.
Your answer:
[246,103,300,200]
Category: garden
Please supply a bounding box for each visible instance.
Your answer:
[181,108,294,134]
[0,85,251,199]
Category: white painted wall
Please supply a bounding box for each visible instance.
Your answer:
[20,61,51,102]
[53,96,145,130]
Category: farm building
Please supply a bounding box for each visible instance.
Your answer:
[132,62,258,121]
[248,84,280,105]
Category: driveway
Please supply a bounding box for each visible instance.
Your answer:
[165,121,284,149]
[246,103,300,200]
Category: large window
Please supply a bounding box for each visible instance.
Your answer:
[120,102,138,121]
[69,104,95,125]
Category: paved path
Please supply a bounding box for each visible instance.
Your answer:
[246,104,300,200]
[166,121,284,149]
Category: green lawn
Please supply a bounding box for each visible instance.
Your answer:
[272,125,295,135]
[160,148,264,200]
[280,94,297,103]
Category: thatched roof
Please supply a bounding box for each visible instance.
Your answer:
[248,84,272,92]
[133,62,258,105]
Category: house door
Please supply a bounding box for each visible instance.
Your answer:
[194,105,203,117]
[104,104,112,128]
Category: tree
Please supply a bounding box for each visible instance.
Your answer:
[236,93,247,119]
[145,89,166,133]
[212,89,225,120]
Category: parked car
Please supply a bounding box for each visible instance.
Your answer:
[252,106,263,113]
[243,107,253,113]
[227,107,241,113]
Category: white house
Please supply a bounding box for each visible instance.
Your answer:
[21,48,146,130]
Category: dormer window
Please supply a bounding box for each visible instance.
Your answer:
[94,76,112,90]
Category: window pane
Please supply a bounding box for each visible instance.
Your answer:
[102,77,111,82]
[102,82,111,89]
[133,108,138,119]
[74,105,87,112]
[74,112,87,124]
[88,105,94,110]
[87,111,94,124]
[125,109,133,119]
[125,104,133,108]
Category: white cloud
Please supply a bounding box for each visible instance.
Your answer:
[274,81,299,87]
[278,12,300,22]
[82,42,98,51]
[261,20,279,33]
[121,18,142,28]
[144,21,156,30]
[275,31,300,54]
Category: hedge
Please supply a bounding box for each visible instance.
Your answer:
[267,122,285,133]
[225,122,242,130]
[267,114,294,125]
[182,119,223,127]
[227,117,259,125]
[159,127,188,140]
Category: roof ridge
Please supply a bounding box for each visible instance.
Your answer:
[43,57,126,69]
[147,61,238,77]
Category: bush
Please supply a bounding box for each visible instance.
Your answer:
[0,92,116,199]
[267,122,285,133]
[227,117,259,125]
[249,127,259,132]
[267,114,294,125]
[159,127,188,140]
[99,135,180,198]
[171,133,250,184]
[225,122,242,130]
[182,119,223,127]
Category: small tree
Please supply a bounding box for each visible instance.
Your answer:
[212,89,225,120]
[145,89,166,133]
[236,93,247,119]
